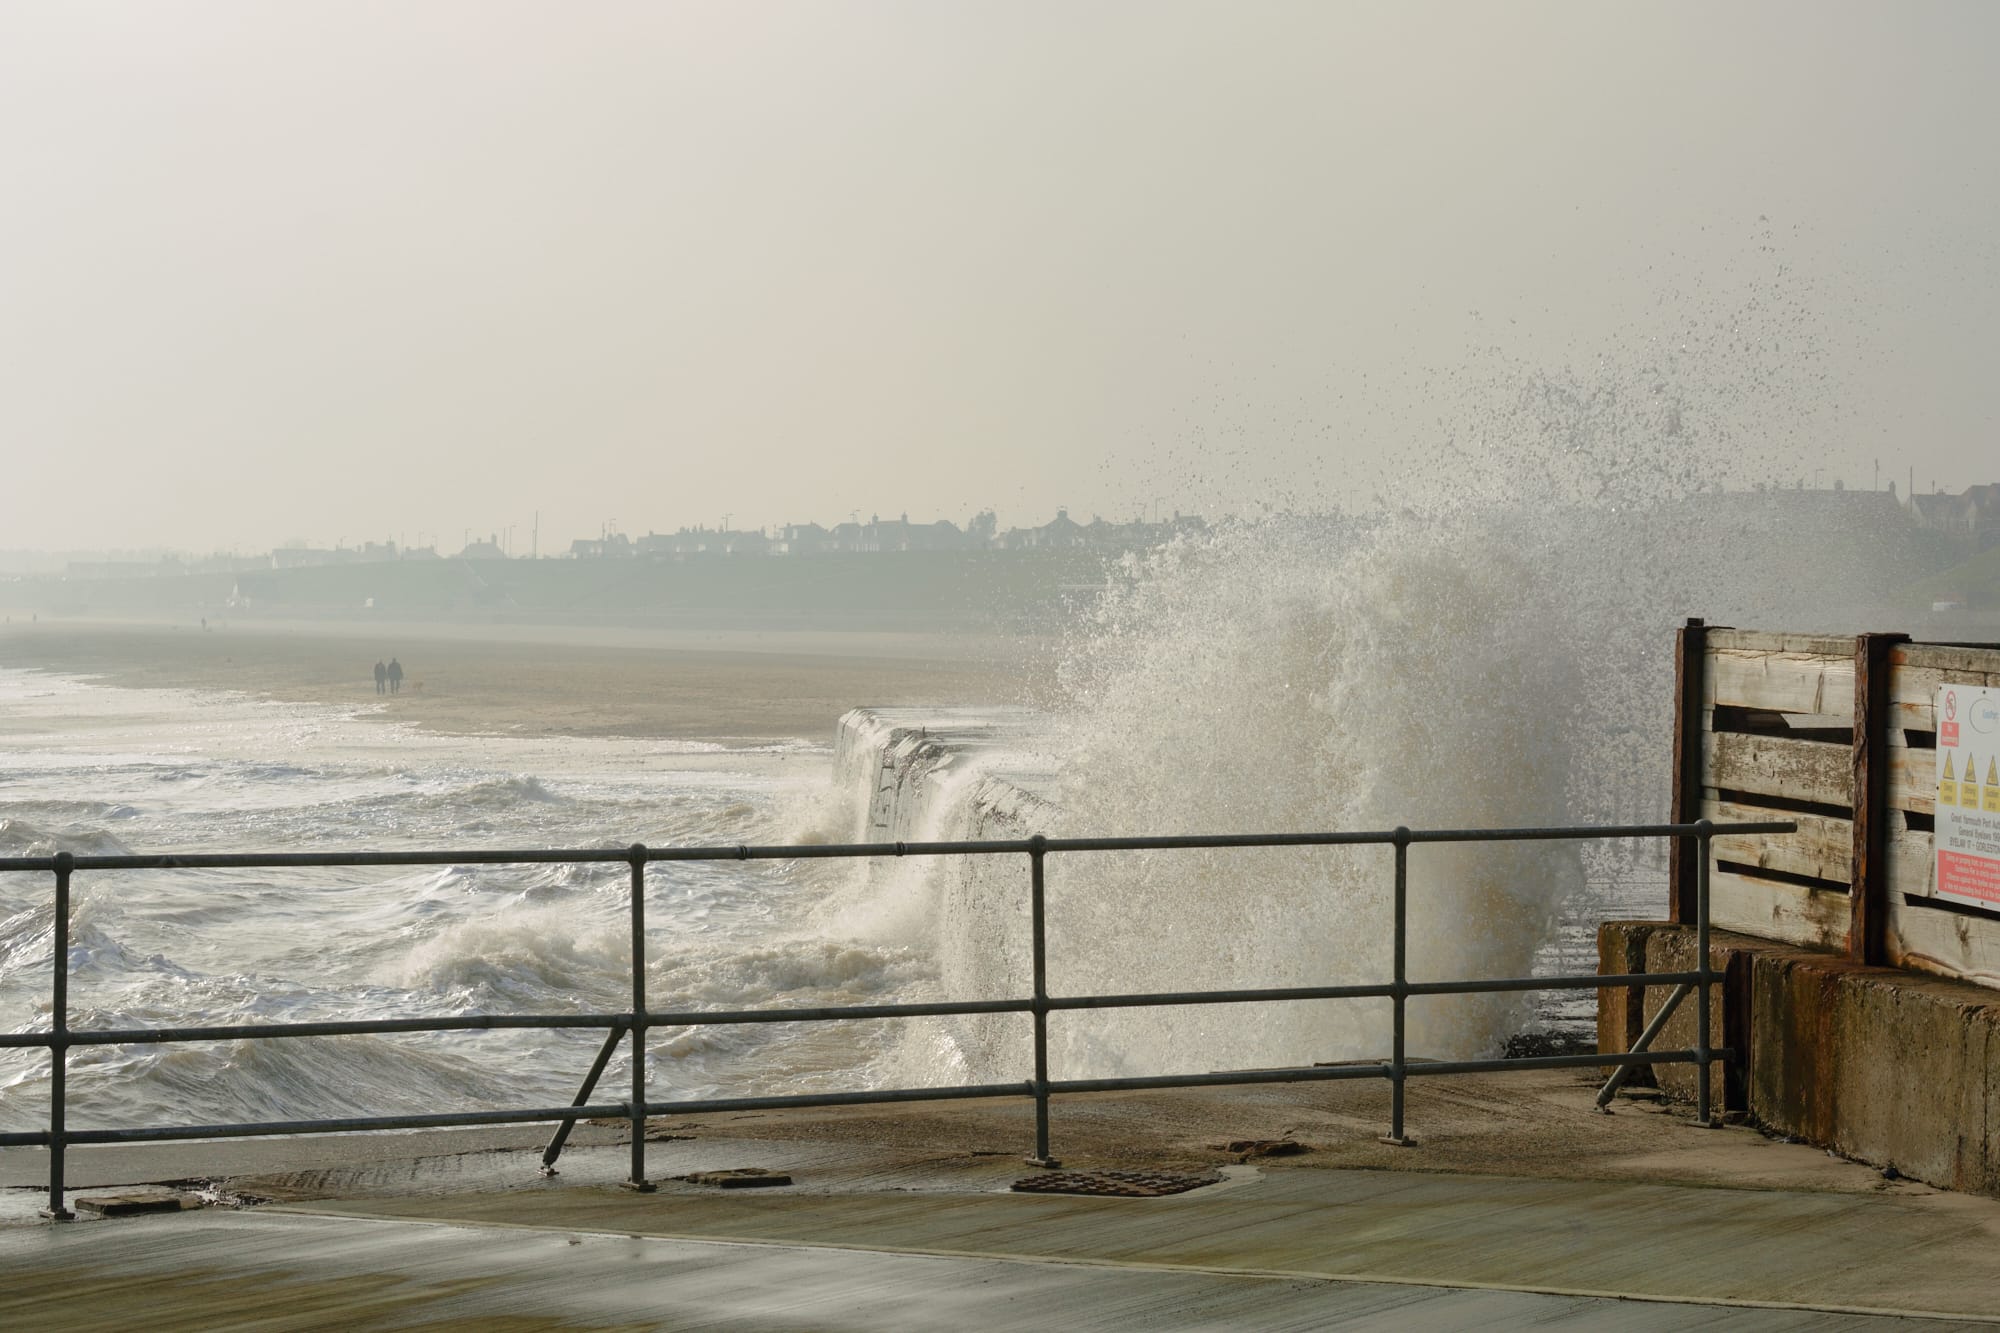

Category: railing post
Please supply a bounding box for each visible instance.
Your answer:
[1380,828,1414,1147]
[1026,834,1058,1167]
[1695,820,1716,1127]
[43,852,74,1221]
[624,844,654,1191]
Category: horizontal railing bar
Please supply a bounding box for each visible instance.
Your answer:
[3,1081,1038,1149]
[1411,1048,1729,1077]
[1049,983,1394,1010]
[1054,1064,1389,1095]
[1033,1046,1715,1095]
[644,998,1031,1027]
[0,971,1723,1051]
[1413,823,1791,845]
[53,1103,634,1146]
[0,1050,1726,1149]
[636,1080,1031,1118]
[1040,822,1795,853]
[0,820,1796,875]
[1405,970,1707,997]
[53,1014,631,1047]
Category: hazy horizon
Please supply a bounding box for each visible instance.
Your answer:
[4,1,1997,552]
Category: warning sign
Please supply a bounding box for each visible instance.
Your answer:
[1936,686,2000,912]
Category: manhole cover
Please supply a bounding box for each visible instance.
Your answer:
[1011,1170,1219,1198]
[73,1188,194,1217]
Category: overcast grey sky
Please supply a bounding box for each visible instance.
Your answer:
[3,1,1995,553]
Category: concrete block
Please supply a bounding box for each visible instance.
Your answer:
[1824,965,2000,1192]
[1748,950,1856,1145]
[1596,921,1661,1081]
[1632,924,1792,1096]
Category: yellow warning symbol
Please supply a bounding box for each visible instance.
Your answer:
[1987,758,2000,814]
[1940,752,1957,806]
[1967,755,1987,810]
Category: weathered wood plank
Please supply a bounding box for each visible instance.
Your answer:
[1885,663,1996,732]
[1885,897,2000,990]
[1889,747,1937,816]
[1708,866,1851,951]
[1701,731,1852,809]
[1885,825,1936,899]
[1705,628,1786,653]
[1707,629,1858,658]
[1893,643,2000,676]
[1704,648,1854,720]
[1703,797,1851,884]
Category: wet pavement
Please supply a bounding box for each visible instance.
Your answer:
[5,1073,1999,1329]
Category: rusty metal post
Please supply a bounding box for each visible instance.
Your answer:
[1668,618,1709,924]
[42,853,74,1221]
[1696,821,1716,1127]
[1849,633,1908,965]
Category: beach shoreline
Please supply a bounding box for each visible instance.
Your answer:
[0,616,1049,746]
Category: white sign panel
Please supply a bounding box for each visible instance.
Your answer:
[1936,684,2000,913]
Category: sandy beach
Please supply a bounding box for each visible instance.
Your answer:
[0,617,1050,744]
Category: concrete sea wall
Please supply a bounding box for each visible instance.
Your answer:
[832,706,1057,845]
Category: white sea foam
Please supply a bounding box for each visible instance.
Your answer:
[829,311,1929,1081]
[0,668,834,1131]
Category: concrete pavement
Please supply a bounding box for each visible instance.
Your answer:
[6,1072,2000,1328]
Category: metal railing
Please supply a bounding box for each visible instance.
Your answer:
[0,818,1789,1220]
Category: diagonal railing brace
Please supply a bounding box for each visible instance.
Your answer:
[540,1018,632,1174]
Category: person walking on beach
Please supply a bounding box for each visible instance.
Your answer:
[387,658,404,694]
[374,660,387,695]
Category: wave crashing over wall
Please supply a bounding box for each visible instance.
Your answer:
[820,495,1929,1088]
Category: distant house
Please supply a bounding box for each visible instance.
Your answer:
[997,508,1089,550]
[635,527,769,557]
[456,534,507,560]
[773,522,830,555]
[571,533,634,559]
[854,513,964,552]
[1908,483,2000,551]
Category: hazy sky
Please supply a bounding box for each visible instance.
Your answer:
[3,1,1996,553]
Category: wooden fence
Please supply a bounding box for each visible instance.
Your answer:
[1671,622,2000,989]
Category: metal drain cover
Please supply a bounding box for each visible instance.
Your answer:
[1011,1170,1219,1198]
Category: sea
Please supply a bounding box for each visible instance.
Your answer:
[0,667,909,1135]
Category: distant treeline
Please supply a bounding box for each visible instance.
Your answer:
[0,549,1117,631]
